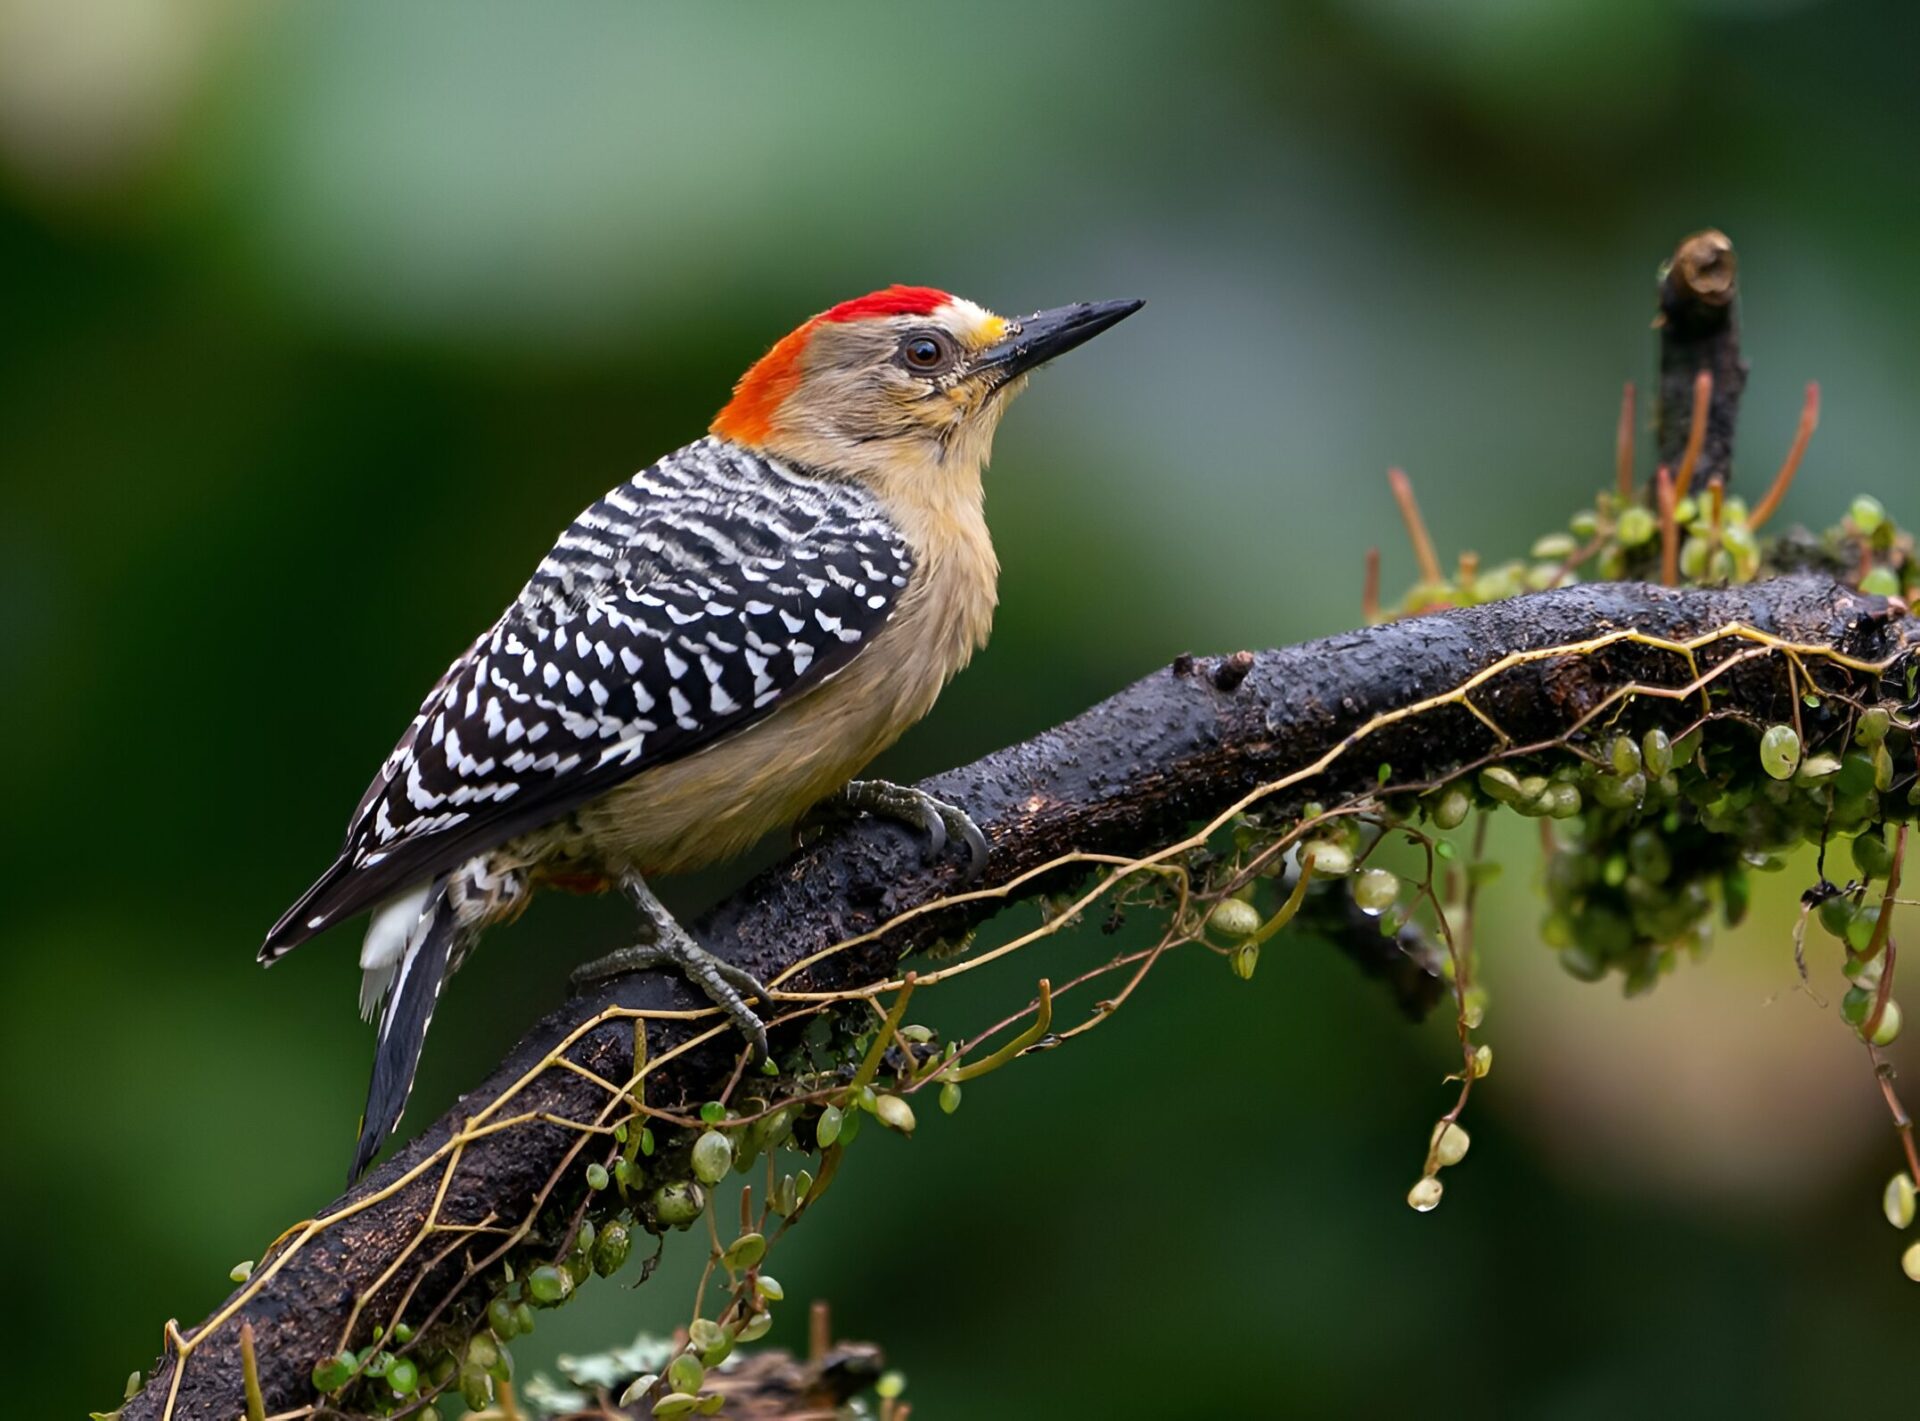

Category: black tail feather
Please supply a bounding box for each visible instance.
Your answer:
[350,885,458,1184]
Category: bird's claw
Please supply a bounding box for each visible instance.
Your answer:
[573,934,771,1060]
[811,780,989,881]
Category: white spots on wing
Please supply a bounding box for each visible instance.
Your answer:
[330,435,918,880]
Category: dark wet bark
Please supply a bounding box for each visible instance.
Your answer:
[1656,228,1749,490]
[124,572,1913,1420]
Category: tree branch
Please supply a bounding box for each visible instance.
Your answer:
[1656,228,1749,490]
[124,572,1914,1420]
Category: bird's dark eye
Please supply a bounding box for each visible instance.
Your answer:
[901,333,952,373]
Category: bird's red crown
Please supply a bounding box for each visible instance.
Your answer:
[712,286,954,446]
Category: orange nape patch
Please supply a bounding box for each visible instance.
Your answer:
[711,285,953,446]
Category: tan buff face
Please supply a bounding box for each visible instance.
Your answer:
[750,298,1025,479]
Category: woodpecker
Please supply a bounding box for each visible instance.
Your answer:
[261,285,1142,1181]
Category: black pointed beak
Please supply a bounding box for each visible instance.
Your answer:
[979,298,1144,381]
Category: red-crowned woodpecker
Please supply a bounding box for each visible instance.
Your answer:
[261,286,1142,1180]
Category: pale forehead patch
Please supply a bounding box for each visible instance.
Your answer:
[934,297,1009,350]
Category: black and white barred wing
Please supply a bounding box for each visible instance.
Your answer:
[263,440,913,957]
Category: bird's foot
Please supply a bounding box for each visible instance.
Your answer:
[801,779,989,880]
[573,877,771,1059]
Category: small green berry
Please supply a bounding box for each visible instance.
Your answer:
[1355,868,1399,913]
[1885,1172,1917,1230]
[1590,771,1646,809]
[1854,828,1895,880]
[1852,495,1887,535]
[652,1181,705,1227]
[1618,506,1657,547]
[1432,785,1472,830]
[1760,724,1801,781]
[1208,898,1261,938]
[724,1231,767,1270]
[488,1296,519,1339]
[691,1129,734,1184]
[459,1363,493,1411]
[1796,752,1842,784]
[1870,1000,1904,1046]
[1846,906,1882,955]
[666,1353,705,1396]
[939,1081,962,1114]
[527,1265,573,1305]
[816,1104,843,1148]
[874,1094,916,1134]
[1841,986,1873,1027]
[1430,1121,1470,1167]
[593,1221,632,1277]
[1478,766,1525,805]
[586,1162,610,1190]
[387,1359,418,1396]
[1301,839,1352,875]
[311,1352,357,1393]
[1818,894,1858,940]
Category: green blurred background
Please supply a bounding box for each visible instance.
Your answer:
[5,1,1918,1416]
